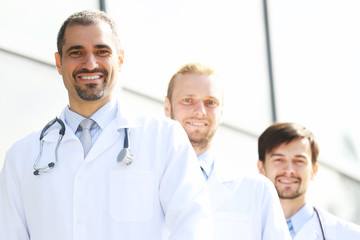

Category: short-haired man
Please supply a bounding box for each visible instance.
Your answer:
[165,62,291,239]
[257,122,360,239]
[0,10,212,240]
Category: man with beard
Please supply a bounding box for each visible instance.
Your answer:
[257,122,360,239]
[165,63,291,240]
[0,10,212,240]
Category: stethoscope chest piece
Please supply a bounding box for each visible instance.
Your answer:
[117,148,134,166]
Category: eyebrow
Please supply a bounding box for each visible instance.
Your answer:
[65,45,84,54]
[270,153,307,158]
[181,94,219,100]
[65,44,112,54]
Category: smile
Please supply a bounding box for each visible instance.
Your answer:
[188,121,206,126]
[279,179,296,184]
[79,75,102,80]
[276,176,300,184]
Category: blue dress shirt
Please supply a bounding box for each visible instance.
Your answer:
[64,100,117,146]
[197,149,215,180]
[287,203,314,238]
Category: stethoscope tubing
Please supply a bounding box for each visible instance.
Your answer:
[313,207,326,240]
[34,117,133,175]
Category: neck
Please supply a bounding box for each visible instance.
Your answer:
[280,195,306,219]
[193,142,212,157]
[69,97,112,118]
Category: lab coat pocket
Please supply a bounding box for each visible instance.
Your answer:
[109,170,155,222]
[213,212,252,240]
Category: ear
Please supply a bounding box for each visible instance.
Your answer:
[164,96,171,118]
[55,52,62,75]
[117,49,124,71]
[257,160,265,175]
[311,162,319,180]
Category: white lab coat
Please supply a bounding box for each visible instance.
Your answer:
[207,170,291,240]
[0,106,212,240]
[294,207,360,240]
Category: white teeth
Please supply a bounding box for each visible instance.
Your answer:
[190,122,205,126]
[279,179,294,183]
[80,75,101,80]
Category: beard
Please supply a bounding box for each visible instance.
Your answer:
[188,129,216,148]
[170,109,216,148]
[275,175,304,200]
[73,68,108,101]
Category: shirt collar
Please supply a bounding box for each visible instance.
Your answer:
[64,100,117,133]
[288,202,314,235]
[197,149,215,179]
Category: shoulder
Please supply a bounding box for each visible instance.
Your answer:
[7,130,41,155]
[317,208,360,238]
[130,115,181,131]
[227,173,277,198]
[236,173,275,189]
[129,115,189,144]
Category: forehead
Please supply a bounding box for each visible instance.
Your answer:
[268,138,311,157]
[63,21,116,49]
[172,73,223,100]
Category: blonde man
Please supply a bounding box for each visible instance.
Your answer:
[165,63,291,240]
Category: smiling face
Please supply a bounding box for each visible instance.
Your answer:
[55,21,123,112]
[258,138,318,202]
[164,73,223,155]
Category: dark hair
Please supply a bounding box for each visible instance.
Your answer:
[258,122,319,165]
[57,9,121,57]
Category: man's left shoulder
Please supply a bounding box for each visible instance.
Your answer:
[135,115,180,130]
[318,208,360,236]
[219,173,275,196]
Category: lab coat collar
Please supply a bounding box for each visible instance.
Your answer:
[113,101,142,129]
[40,101,142,143]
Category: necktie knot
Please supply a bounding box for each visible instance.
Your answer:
[79,119,95,157]
[80,118,95,131]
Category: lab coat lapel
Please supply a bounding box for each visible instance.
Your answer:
[318,209,336,239]
[85,105,141,161]
[207,170,234,211]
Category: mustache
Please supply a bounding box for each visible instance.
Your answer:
[275,174,301,181]
[73,68,108,78]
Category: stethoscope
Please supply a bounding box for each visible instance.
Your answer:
[288,207,325,240]
[313,207,326,240]
[33,117,135,175]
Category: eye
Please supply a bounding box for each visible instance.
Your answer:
[271,158,284,164]
[69,51,82,57]
[206,99,219,107]
[183,98,192,104]
[96,49,111,56]
[294,159,306,165]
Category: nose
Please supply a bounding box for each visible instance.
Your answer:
[283,161,295,175]
[193,101,206,116]
[82,52,98,70]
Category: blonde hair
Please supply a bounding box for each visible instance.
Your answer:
[167,62,216,101]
